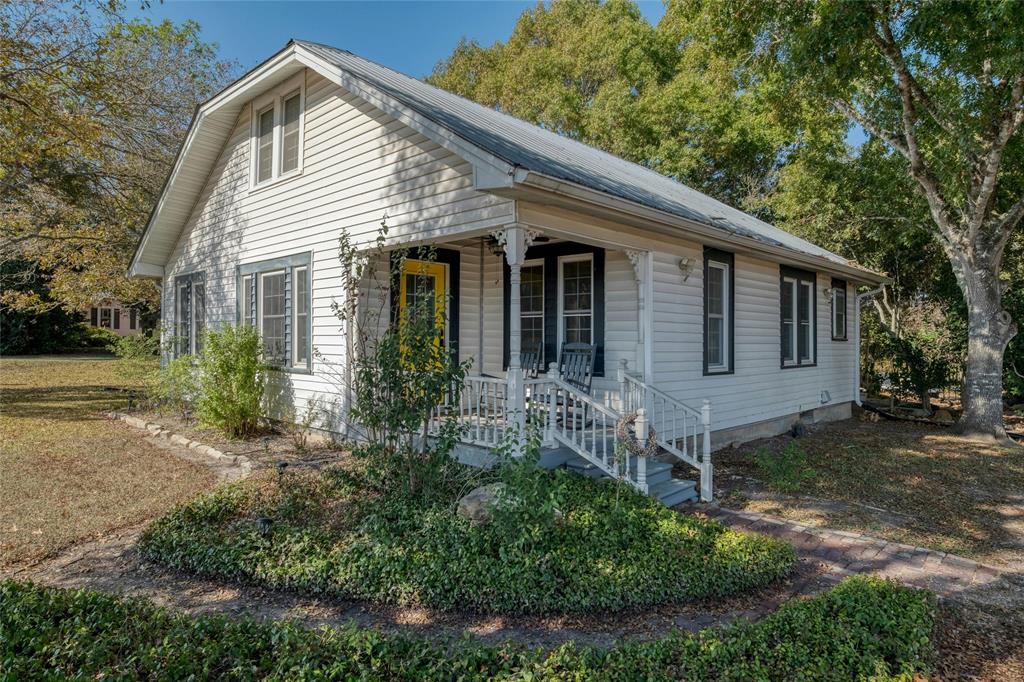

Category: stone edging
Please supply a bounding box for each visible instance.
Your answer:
[106,411,252,474]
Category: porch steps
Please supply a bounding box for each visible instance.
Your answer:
[558,452,698,507]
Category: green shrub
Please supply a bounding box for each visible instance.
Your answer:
[153,354,197,418]
[107,333,160,401]
[78,324,121,350]
[754,440,816,493]
[140,465,795,615]
[0,576,935,680]
[194,324,266,437]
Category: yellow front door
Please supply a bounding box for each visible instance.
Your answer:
[398,259,447,353]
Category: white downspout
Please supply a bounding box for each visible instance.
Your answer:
[855,285,885,406]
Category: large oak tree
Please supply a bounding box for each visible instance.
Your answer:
[707,0,1023,442]
[0,0,234,314]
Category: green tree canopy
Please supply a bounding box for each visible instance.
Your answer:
[429,0,795,215]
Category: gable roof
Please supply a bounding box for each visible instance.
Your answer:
[132,39,885,283]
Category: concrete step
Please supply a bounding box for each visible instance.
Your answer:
[560,452,696,506]
[649,478,698,507]
[564,456,673,487]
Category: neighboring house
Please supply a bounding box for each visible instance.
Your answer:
[89,301,142,337]
[129,40,887,504]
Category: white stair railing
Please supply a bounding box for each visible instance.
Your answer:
[543,364,648,494]
[619,361,713,502]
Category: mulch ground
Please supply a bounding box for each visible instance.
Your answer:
[708,415,1024,569]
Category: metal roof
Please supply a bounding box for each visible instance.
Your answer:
[295,39,856,268]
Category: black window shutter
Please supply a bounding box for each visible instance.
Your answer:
[90,308,98,326]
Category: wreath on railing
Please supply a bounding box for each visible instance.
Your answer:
[615,411,660,459]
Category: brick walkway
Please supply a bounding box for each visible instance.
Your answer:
[691,504,1007,597]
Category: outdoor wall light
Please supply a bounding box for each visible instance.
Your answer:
[678,257,694,281]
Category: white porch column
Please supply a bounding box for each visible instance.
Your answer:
[626,249,655,419]
[625,249,655,383]
[492,225,530,451]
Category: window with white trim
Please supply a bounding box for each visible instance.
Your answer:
[174,272,205,356]
[238,253,311,371]
[520,261,544,361]
[704,249,733,374]
[558,255,593,346]
[250,74,304,188]
[831,278,848,340]
[781,267,816,367]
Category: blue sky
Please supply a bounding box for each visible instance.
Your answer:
[129,1,667,78]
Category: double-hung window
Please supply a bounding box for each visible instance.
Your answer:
[238,253,312,371]
[174,272,206,356]
[780,267,816,367]
[704,248,734,374]
[503,246,605,375]
[251,74,304,188]
[559,255,593,346]
[831,278,848,341]
[520,261,544,362]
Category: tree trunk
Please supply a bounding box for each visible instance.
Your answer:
[954,263,1017,444]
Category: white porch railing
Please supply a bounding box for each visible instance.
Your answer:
[429,375,509,448]
[620,362,713,502]
[429,364,713,502]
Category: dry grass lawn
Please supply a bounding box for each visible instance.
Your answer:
[0,355,215,567]
[714,417,1024,568]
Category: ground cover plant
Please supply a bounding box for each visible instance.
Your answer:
[0,576,934,681]
[140,461,795,615]
[716,419,1024,567]
[0,356,215,566]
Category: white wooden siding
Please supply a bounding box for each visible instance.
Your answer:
[651,247,857,432]
[161,70,514,424]
[160,70,857,435]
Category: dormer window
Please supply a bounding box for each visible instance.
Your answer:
[250,74,304,188]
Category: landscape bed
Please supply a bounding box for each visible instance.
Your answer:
[140,464,794,615]
[0,577,934,681]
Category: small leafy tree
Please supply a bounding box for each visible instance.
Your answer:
[335,221,471,500]
[194,324,267,438]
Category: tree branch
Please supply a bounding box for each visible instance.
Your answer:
[968,74,1024,241]
[832,98,908,157]
[870,19,965,148]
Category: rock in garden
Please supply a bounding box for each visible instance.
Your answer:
[933,409,955,424]
[457,483,508,525]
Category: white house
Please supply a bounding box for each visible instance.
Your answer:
[130,40,887,504]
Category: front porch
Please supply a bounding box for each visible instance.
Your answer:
[365,224,714,503]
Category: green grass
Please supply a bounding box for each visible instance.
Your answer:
[0,577,935,681]
[139,465,795,615]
